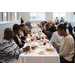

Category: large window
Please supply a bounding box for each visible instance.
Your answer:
[30,12,45,21]
[53,12,66,21]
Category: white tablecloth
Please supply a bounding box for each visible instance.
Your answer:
[17,42,60,63]
[17,27,60,63]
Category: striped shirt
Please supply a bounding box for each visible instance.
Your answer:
[0,39,23,58]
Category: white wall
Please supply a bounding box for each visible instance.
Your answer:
[46,12,53,21]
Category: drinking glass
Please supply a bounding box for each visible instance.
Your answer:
[31,38,34,42]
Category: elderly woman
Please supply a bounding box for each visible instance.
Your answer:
[0,28,30,62]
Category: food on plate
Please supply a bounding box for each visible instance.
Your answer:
[43,36,46,37]
[28,36,30,38]
[36,45,39,47]
[35,40,37,42]
[46,40,49,43]
[26,40,31,43]
[39,51,44,54]
[46,48,54,51]
[36,37,41,40]
[40,42,43,45]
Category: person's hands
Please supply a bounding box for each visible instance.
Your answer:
[52,41,57,46]
[45,37,49,40]
[23,46,30,52]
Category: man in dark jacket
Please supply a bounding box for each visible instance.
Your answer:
[68,22,73,36]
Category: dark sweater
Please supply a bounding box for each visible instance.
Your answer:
[68,25,73,35]
[13,34,25,48]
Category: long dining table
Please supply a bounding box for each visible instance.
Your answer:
[17,24,60,63]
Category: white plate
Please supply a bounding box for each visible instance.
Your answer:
[37,51,46,55]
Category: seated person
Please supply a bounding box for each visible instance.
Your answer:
[68,22,73,36]
[26,21,32,29]
[45,23,49,34]
[25,22,31,34]
[64,22,69,34]
[13,24,25,48]
[49,26,62,44]
[52,22,55,26]
[28,22,32,29]
[52,24,74,63]
[58,20,64,26]
[44,21,47,24]
[0,28,30,60]
[28,30,32,35]
[45,23,52,40]
[46,33,52,40]
[40,21,46,33]
[20,24,27,41]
